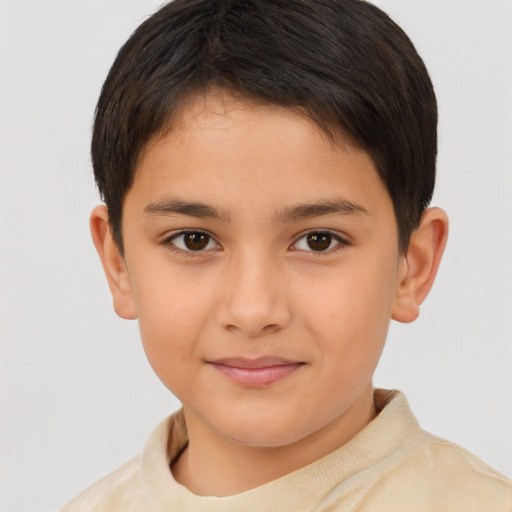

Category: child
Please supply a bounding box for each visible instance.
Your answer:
[61,0,512,510]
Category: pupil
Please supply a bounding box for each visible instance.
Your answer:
[307,233,331,251]
[184,232,209,251]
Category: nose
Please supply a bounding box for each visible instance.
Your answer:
[216,250,292,338]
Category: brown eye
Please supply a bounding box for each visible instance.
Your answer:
[184,232,210,250]
[168,231,218,252]
[306,232,332,251]
[292,231,346,253]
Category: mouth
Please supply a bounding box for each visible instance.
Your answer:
[206,357,306,387]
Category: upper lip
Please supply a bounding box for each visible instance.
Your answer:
[207,357,304,369]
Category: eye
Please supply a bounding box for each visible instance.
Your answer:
[292,231,346,252]
[167,231,219,252]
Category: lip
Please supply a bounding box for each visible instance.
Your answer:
[207,357,305,387]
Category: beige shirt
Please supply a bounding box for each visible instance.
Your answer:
[61,390,512,511]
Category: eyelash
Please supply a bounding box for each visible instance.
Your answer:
[291,231,349,254]
[162,230,350,256]
[163,230,220,256]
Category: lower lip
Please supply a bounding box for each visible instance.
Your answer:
[209,363,303,387]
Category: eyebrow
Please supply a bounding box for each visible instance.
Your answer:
[144,198,231,222]
[143,197,368,223]
[272,199,369,223]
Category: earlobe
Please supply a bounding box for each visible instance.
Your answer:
[392,207,449,323]
[90,205,137,320]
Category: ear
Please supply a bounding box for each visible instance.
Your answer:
[90,205,137,320]
[392,207,449,323]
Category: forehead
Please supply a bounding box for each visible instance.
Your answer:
[129,92,391,219]
[151,91,342,157]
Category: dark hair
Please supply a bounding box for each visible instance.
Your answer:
[92,0,437,254]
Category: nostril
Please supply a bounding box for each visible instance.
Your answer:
[262,323,280,333]
[222,322,281,337]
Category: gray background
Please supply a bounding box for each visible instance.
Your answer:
[1,1,511,510]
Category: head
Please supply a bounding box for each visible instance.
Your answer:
[92,0,438,255]
[90,0,448,453]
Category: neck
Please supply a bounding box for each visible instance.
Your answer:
[171,386,377,496]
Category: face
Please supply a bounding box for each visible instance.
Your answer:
[119,93,404,448]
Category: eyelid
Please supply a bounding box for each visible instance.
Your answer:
[289,229,350,253]
[162,229,221,254]
[160,228,350,255]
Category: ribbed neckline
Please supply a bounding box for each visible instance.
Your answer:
[139,389,420,512]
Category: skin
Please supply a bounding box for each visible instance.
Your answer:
[91,91,448,496]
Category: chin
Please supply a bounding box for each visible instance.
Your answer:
[213,410,312,448]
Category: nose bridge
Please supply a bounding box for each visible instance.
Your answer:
[218,245,291,337]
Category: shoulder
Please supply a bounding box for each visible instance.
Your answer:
[59,456,150,512]
[355,428,512,512]
[381,436,510,509]
[59,412,185,512]
[320,390,512,512]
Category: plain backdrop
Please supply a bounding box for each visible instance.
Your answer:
[1,1,511,510]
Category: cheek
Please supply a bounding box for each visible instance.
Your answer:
[129,262,215,384]
[130,253,212,329]
[299,259,397,374]
[301,261,396,335]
